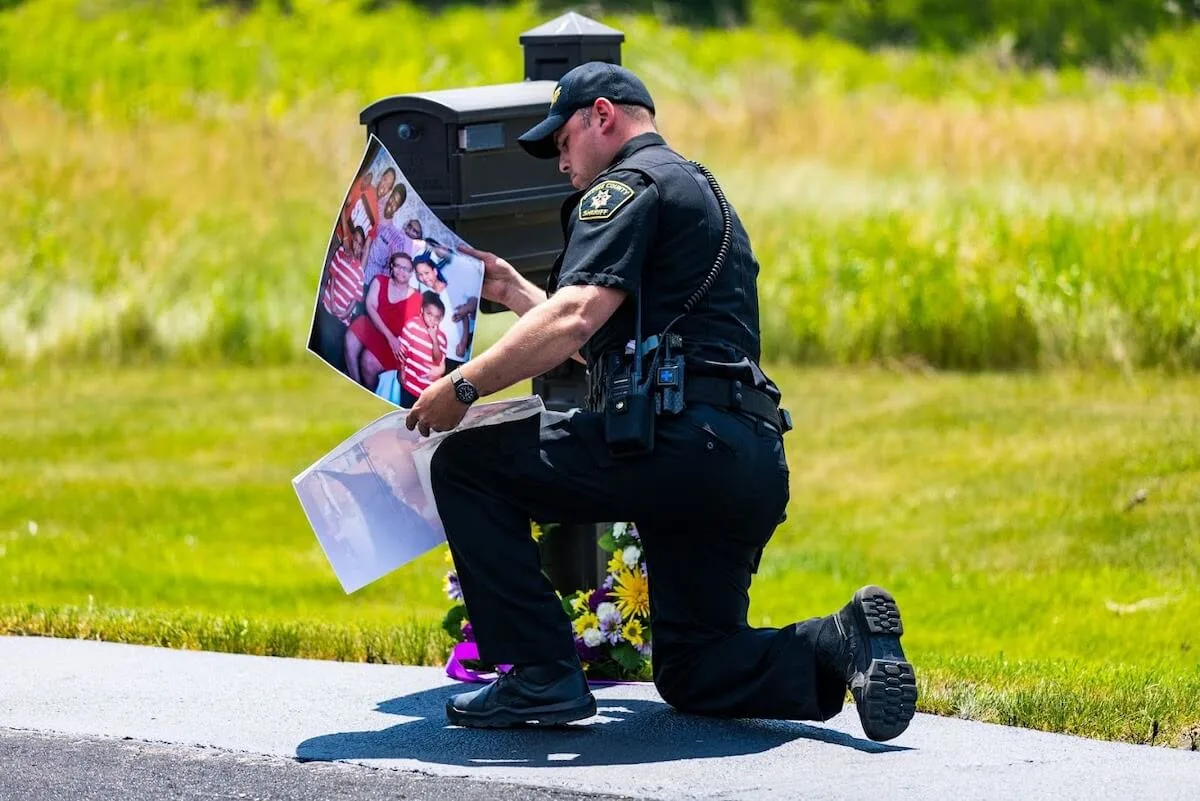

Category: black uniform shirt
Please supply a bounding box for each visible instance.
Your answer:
[550,133,780,404]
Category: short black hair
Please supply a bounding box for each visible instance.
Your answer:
[421,290,445,314]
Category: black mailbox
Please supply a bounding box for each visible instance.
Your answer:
[521,11,625,81]
[359,12,623,304]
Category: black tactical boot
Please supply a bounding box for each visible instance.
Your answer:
[826,585,919,741]
[445,658,597,728]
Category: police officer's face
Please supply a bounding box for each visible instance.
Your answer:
[555,107,608,190]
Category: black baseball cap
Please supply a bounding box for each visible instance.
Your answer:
[518,62,656,159]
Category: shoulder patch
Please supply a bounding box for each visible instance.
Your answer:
[578,180,635,222]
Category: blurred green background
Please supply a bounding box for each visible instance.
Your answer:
[1,0,1197,748]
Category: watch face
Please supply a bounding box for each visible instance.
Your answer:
[455,381,478,404]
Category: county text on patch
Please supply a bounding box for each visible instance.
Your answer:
[579,180,635,221]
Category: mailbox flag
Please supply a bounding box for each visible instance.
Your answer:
[307,135,486,409]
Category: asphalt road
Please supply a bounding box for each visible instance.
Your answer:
[0,729,620,801]
[2,636,1197,800]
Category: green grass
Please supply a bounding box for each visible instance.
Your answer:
[2,364,1198,746]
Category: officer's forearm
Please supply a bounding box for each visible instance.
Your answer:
[460,288,606,396]
[499,274,549,317]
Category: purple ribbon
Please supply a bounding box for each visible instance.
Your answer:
[444,642,511,683]
[444,641,647,687]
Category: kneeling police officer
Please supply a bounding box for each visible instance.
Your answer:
[405,62,918,741]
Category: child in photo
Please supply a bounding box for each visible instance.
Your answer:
[411,251,463,369]
[312,226,367,371]
[398,291,449,408]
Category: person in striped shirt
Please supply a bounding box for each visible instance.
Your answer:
[310,226,366,372]
[322,227,367,322]
[397,291,448,408]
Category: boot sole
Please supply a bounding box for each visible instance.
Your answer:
[446,694,597,728]
[850,585,918,742]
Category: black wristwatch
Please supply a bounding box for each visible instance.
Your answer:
[450,368,480,406]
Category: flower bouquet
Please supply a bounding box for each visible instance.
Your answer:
[442,521,651,681]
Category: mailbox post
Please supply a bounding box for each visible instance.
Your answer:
[359,12,625,595]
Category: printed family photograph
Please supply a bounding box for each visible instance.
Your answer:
[308,135,485,408]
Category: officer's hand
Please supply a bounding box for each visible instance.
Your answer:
[457,245,517,306]
[405,376,468,438]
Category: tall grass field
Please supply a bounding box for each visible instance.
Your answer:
[1,0,1198,370]
[0,0,1198,749]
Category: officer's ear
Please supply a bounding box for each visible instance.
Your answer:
[593,98,618,131]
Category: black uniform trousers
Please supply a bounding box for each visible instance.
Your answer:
[429,402,846,722]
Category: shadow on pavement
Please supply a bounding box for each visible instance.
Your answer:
[295,685,909,767]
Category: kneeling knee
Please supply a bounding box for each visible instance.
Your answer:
[652,663,707,714]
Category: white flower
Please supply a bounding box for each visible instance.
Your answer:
[598,610,622,644]
[582,628,604,647]
[611,522,627,539]
[596,602,621,626]
[622,545,641,568]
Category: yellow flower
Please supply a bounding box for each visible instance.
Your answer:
[612,569,650,620]
[569,592,590,615]
[621,618,646,647]
[572,613,599,637]
[531,523,544,542]
[606,551,625,576]
[443,547,454,565]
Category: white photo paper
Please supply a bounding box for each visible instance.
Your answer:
[293,397,545,593]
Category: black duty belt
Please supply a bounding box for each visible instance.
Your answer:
[685,376,793,433]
